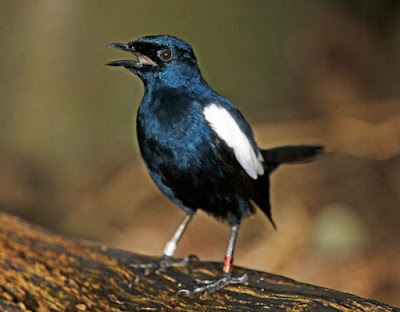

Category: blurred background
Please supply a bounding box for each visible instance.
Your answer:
[0,0,399,306]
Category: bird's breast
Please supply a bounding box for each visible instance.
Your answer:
[136,95,213,167]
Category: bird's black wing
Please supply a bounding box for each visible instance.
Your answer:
[203,103,276,227]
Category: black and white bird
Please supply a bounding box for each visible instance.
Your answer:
[107,35,323,294]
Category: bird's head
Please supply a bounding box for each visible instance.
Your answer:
[107,35,201,87]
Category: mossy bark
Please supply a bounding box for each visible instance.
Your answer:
[0,213,398,312]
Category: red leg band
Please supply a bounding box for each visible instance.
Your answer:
[223,256,234,273]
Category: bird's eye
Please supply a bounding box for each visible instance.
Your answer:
[158,49,173,62]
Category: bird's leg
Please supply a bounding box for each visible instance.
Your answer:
[177,224,248,295]
[129,213,197,286]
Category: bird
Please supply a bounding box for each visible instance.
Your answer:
[107,35,323,294]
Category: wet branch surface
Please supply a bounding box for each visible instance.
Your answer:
[0,213,398,312]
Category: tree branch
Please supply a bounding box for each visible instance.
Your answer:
[0,213,397,312]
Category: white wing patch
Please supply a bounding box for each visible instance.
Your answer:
[203,103,264,179]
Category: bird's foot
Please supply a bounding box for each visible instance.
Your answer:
[129,255,199,288]
[177,272,249,295]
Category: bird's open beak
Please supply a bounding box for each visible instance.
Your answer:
[106,42,157,68]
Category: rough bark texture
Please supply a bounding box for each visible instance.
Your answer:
[0,213,398,312]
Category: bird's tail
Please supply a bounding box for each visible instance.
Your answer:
[261,145,324,173]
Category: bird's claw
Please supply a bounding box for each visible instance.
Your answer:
[177,273,249,295]
[129,254,199,288]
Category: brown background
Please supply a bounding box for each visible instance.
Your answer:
[0,0,399,306]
